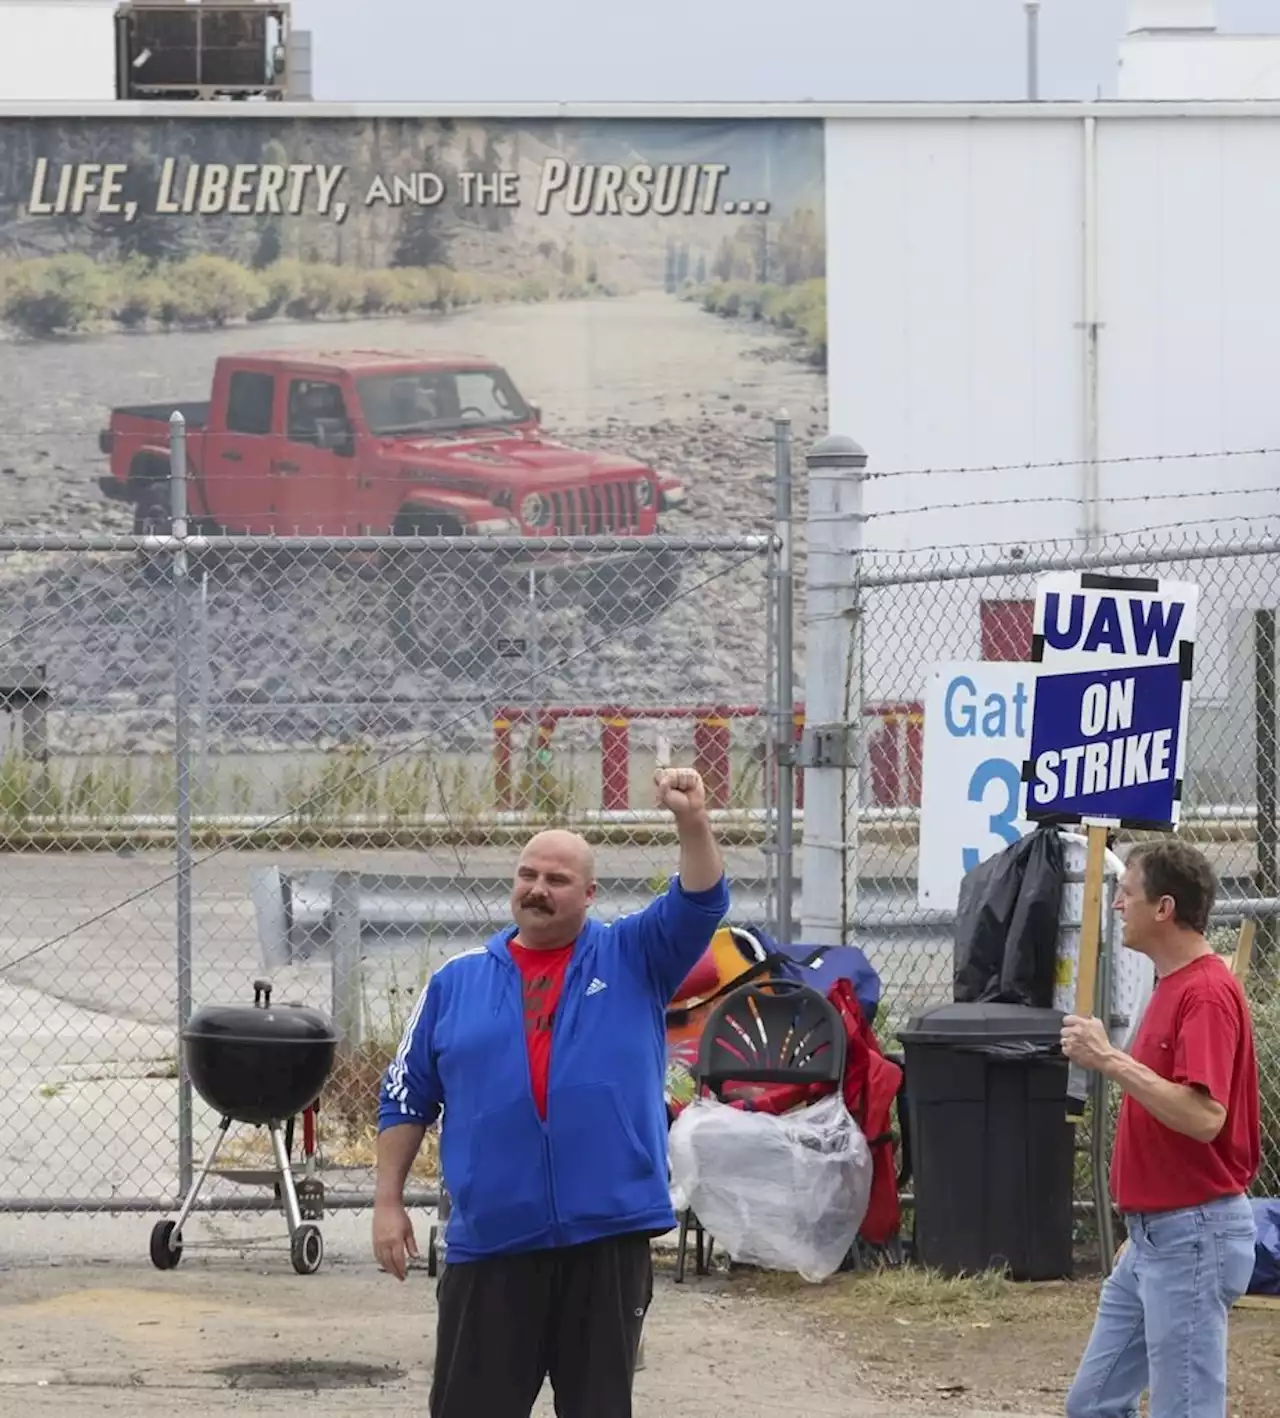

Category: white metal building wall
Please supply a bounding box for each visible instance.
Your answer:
[826,106,1280,792]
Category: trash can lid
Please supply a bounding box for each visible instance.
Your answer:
[897,1001,1065,1048]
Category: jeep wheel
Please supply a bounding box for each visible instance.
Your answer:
[132,482,171,537]
[389,555,518,677]
[581,546,682,634]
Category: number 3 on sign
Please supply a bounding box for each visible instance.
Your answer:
[962,757,1023,873]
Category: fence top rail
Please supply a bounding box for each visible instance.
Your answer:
[497,703,772,723]
[0,532,776,555]
[858,532,1280,588]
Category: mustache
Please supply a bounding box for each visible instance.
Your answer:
[519,895,554,912]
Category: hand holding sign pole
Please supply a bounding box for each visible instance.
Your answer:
[1070,823,1108,1111]
[1021,571,1198,1121]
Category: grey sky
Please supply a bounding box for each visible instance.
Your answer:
[290,0,1279,104]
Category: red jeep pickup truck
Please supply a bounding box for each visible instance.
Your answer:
[98,350,688,669]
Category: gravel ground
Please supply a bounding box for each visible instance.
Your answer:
[0,293,826,755]
[1,1232,1270,1416]
[0,1221,1064,1418]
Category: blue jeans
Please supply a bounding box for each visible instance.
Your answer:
[1065,1194,1257,1418]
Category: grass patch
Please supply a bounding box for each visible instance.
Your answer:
[0,753,176,825]
[681,277,827,365]
[279,747,587,827]
[323,955,437,1175]
[1211,925,1280,1196]
[0,736,765,835]
[0,252,617,338]
[0,744,597,830]
[736,1261,1091,1326]
[1242,974,1280,1196]
[717,1261,1278,1417]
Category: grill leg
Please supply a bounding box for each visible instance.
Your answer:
[168,1114,232,1243]
[303,1105,317,1176]
[269,1120,304,1238]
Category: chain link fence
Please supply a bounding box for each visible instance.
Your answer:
[0,501,780,1211]
[6,417,1278,1255]
[853,529,1280,1224]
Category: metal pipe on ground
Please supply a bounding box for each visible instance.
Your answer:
[249,866,1279,967]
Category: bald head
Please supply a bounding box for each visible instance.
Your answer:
[521,829,595,879]
[510,829,597,949]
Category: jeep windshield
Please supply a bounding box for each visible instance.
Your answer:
[356,366,532,436]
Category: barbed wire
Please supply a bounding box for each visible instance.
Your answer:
[806,482,1280,526]
[0,546,762,974]
[801,443,1280,482]
[860,511,1280,560]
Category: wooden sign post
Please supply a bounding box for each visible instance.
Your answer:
[1231,918,1257,982]
[1066,822,1109,1116]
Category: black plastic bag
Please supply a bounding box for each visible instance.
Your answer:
[953,826,1065,1008]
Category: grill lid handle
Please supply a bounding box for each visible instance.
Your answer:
[253,977,273,1009]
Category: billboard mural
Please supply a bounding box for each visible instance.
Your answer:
[0,115,827,763]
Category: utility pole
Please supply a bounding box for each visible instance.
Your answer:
[1026,2,1042,101]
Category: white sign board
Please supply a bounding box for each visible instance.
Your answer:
[1056,831,1155,1051]
[1023,572,1198,830]
[917,662,1035,910]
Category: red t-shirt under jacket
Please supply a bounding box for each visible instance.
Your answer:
[507,937,576,1121]
[1110,952,1260,1214]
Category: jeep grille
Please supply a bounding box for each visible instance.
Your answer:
[548,482,640,534]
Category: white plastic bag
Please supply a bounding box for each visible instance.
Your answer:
[668,1091,873,1282]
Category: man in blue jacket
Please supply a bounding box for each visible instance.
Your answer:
[372,764,729,1418]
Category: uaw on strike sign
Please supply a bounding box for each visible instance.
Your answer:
[1022,572,1198,831]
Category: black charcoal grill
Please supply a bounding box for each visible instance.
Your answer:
[149,978,338,1276]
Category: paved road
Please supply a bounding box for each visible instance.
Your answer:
[0,831,1258,1202]
[0,836,950,1204]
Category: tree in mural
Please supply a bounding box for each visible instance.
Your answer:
[391,143,453,269]
[711,206,824,286]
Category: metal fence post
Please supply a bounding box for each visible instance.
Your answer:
[170,411,195,1199]
[331,871,363,1052]
[763,505,779,936]
[773,411,796,945]
[1255,609,1277,981]
[800,435,868,945]
[1092,861,1118,1272]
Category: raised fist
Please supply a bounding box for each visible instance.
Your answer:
[654,766,707,817]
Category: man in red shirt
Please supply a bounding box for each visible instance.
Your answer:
[1061,839,1260,1418]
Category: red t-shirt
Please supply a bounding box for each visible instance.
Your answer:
[507,938,575,1120]
[1110,952,1260,1214]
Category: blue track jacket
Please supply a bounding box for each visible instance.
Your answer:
[377,873,729,1262]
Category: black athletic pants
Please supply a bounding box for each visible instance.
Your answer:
[429,1232,653,1418]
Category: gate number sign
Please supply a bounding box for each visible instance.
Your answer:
[917,661,1032,908]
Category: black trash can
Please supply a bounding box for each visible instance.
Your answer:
[897,1002,1076,1281]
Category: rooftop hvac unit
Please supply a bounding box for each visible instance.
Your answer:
[115,1,291,100]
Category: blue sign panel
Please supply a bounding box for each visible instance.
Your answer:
[1025,662,1184,825]
[1022,572,1198,831]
